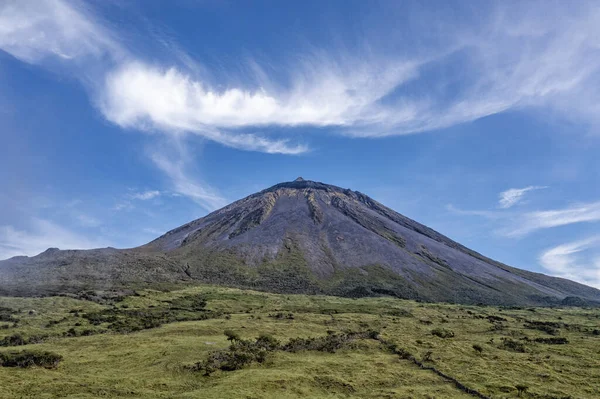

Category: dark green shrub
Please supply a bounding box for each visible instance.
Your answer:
[268,312,294,320]
[0,350,62,368]
[255,334,280,351]
[534,337,568,345]
[499,338,526,353]
[431,328,454,338]
[224,330,241,342]
[0,334,26,347]
[524,321,561,336]
[0,307,17,323]
[473,344,483,353]
[385,309,413,317]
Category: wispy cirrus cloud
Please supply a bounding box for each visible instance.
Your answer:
[449,199,600,238]
[499,186,547,209]
[539,236,600,288]
[504,201,600,237]
[148,142,227,211]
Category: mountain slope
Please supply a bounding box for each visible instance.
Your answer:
[1,178,599,306]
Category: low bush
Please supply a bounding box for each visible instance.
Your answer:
[499,338,526,353]
[268,312,294,320]
[0,334,48,347]
[83,294,217,333]
[0,307,17,323]
[0,350,62,369]
[192,330,378,375]
[190,334,278,375]
[473,344,483,353]
[534,337,568,345]
[524,321,561,336]
[282,331,374,353]
[431,328,454,338]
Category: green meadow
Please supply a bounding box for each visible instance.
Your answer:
[0,285,599,398]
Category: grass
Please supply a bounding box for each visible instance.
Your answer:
[0,285,598,398]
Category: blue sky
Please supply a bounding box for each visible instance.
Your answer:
[1,0,600,288]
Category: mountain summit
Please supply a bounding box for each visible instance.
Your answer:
[2,179,599,305]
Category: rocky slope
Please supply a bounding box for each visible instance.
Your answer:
[1,178,599,306]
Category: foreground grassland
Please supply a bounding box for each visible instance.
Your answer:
[0,286,599,398]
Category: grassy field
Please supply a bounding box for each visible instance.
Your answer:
[0,285,599,398]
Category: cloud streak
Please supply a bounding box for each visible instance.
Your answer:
[499,186,547,209]
[504,201,600,237]
[539,236,600,288]
[129,190,161,201]
[148,142,227,211]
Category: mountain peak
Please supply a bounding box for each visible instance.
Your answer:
[294,176,305,181]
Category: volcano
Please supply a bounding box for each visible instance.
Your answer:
[1,178,599,306]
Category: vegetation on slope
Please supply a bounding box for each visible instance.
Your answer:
[0,285,598,398]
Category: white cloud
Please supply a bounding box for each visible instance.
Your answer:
[539,236,600,288]
[3,0,600,152]
[129,190,161,201]
[0,218,112,260]
[0,0,121,64]
[505,201,600,237]
[498,186,547,209]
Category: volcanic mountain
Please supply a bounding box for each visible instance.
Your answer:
[1,178,599,306]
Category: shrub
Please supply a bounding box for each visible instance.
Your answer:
[0,350,62,369]
[0,334,26,347]
[473,344,483,353]
[534,337,568,345]
[385,309,413,317]
[190,335,273,375]
[255,334,280,351]
[499,338,526,353]
[524,321,561,336]
[224,330,241,342]
[431,328,454,338]
[268,312,294,320]
[0,307,17,323]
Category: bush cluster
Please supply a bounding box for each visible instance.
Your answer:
[83,294,216,333]
[0,350,62,369]
[0,334,48,347]
[499,338,526,353]
[282,330,376,353]
[524,320,561,336]
[534,337,568,345]
[431,328,455,339]
[192,330,379,375]
[190,333,280,375]
[0,307,17,323]
[268,312,294,320]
